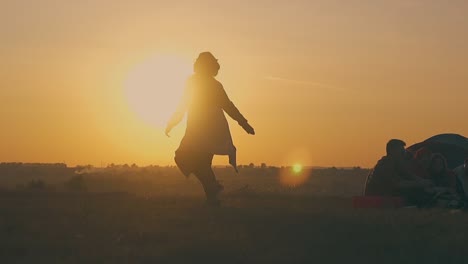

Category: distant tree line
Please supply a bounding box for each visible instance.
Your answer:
[0,163,74,178]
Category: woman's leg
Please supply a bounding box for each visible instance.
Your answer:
[193,154,222,204]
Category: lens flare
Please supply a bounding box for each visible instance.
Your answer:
[279,165,310,187]
[292,163,303,173]
[279,148,312,187]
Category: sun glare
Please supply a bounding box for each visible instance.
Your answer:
[124,54,192,128]
[292,163,303,174]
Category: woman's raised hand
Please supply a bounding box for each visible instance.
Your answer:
[165,125,172,137]
[239,121,255,135]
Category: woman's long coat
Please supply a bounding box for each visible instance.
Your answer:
[167,74,247,176]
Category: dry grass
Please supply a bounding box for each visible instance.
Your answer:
[0,167,467,263]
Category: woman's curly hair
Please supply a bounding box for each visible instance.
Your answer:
[194,52,220,76]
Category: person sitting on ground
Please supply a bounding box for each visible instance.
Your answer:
[364,139,433,205]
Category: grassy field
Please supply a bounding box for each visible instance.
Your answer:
[1,167,467,263]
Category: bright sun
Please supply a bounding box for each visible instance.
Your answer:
[124,54,192,127]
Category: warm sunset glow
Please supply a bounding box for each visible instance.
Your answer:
[124,54,192,127]
[1,1,467,167]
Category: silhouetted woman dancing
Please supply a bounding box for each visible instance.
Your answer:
[165,52,255,206]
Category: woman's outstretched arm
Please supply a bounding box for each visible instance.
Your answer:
[219,84,255,135]
[165,85,190,136]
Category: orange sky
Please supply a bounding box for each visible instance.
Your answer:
[1,1,467,167]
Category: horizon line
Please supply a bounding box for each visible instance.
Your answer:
[0,162,370,169]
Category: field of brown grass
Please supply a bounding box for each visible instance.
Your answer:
[1,166,467,263]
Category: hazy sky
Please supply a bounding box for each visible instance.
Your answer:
[1,0,467,167]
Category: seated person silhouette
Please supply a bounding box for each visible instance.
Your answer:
[364,139,433,206]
